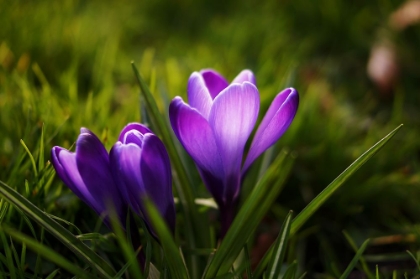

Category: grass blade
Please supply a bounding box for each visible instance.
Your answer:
[144,199,189,279]
[253,125,403,275]
[34,226,44,278]
[109,210,143,279]
[343,230,374,279]
[20,243,26,270]
[131,62,195,208]
[38,123,45,173]
[204,150,294,278]
[37,124,46,192]
[1,225,93,279]
[45,269,60,279]
[282,261,297,279]
[131,62,203,276]
[265,211,293,279]
[339,239,370,279]
[244,244,252,279]
[291,124,403,235]
[0,230,16,279]
[406,250,420,272]
[131,62,194,203]
[0,180,114,278]
[20,140,38,177]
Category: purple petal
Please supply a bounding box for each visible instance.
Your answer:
[51,147,77,196]
[75,131,123,217]
[51,147,100,211]
[200,69,229,99]
[169,97,224,180]
[243,88,299,172]
[196,166,225,207]
[118,123,151,142]
[140,134,175,232]
[80,127,92,135]
[209,82,259,200]
[123,130,144,146]
[231,69,256,86]
[187,72,213,119]
[110,142,144,215]
[169,97,183,140]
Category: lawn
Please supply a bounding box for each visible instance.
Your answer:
[1,0,420,278]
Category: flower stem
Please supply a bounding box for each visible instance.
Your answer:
[220,203,236,238]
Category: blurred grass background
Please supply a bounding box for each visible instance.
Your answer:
[1,0,420,276]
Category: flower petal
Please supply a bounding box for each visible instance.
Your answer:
[75,130,124,218]
[209,82,260,200]
[169,97,224,180]
[231,69,256,86]
[243,88,299,172]
[123,130,144,147]
[187,72,213,119]
[51,147,77,196]
[196,166,225,207]
[200,69,229,99]
[51,146,100,212]
[118,123,151,142]
[140,134,176,232]
[110,142,144,213]
[169,97,183,140]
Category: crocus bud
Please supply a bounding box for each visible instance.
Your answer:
[110,123,176,235]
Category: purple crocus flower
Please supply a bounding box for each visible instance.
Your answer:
[169,69,299,233]
[51,124,176,235]
[110,123,176,234]
[51,128,126,227]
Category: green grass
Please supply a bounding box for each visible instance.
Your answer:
[1,0,420,277]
